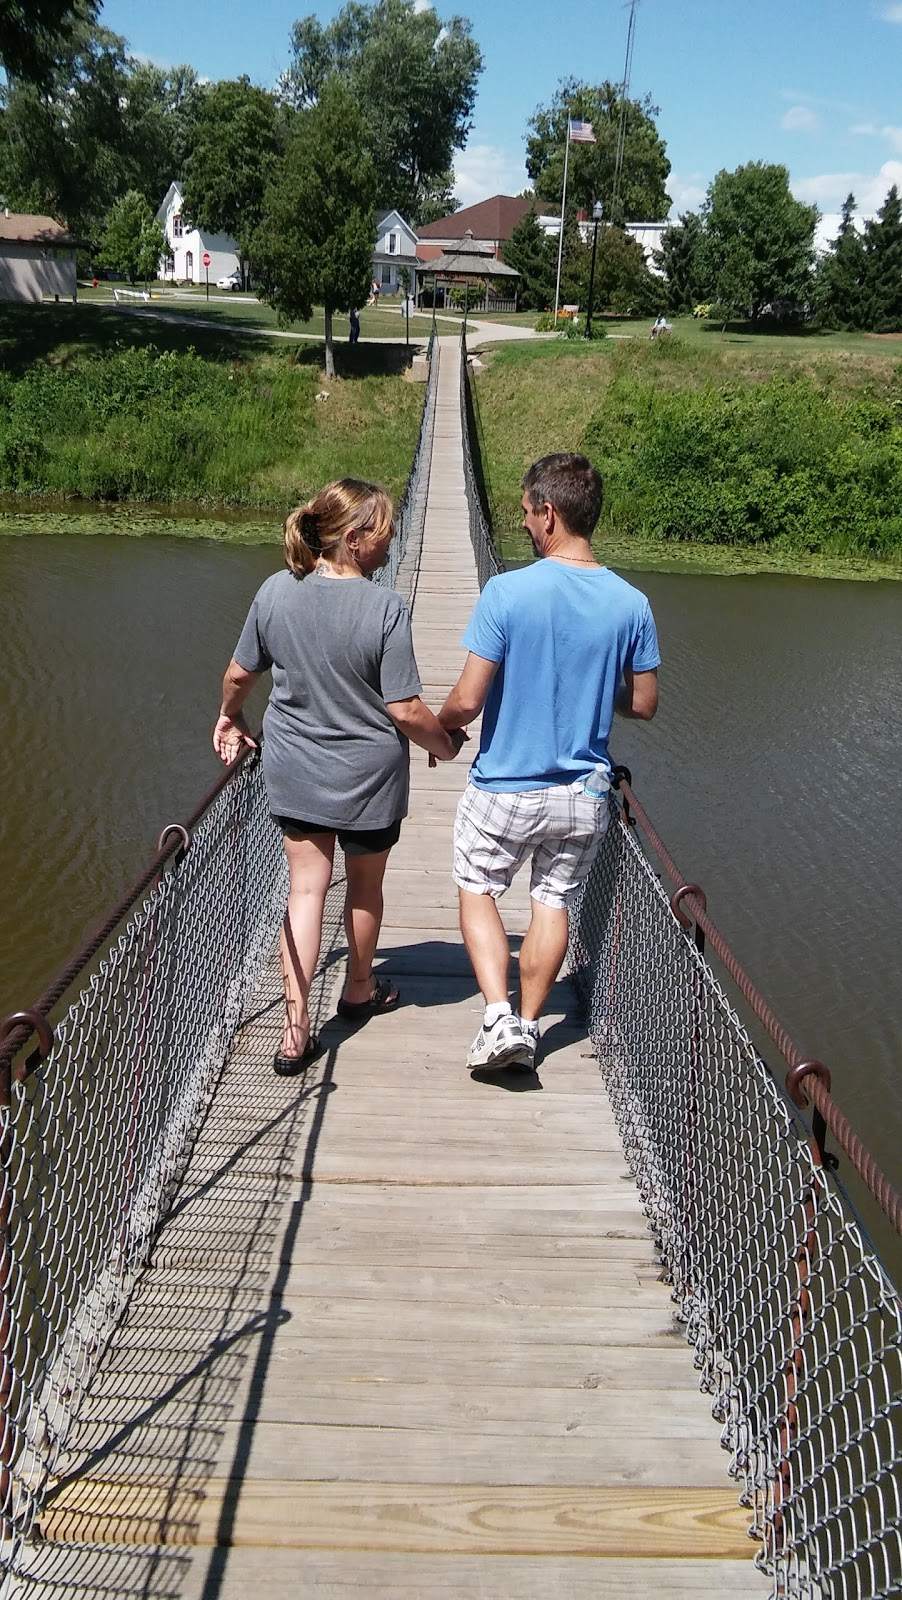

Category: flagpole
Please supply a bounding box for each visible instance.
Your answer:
[553,123,571,319]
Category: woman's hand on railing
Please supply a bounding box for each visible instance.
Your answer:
[212,712,258,765]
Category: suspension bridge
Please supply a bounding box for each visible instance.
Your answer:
[1,334,899,1600]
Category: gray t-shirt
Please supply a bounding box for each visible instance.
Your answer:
[233,571,422,828]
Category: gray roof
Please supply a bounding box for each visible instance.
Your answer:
[0,211,76,246]
[416,233,519,278]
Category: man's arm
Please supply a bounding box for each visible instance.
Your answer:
[438,653,499,731]
[615,667,658,721]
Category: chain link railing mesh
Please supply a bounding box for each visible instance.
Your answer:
[569,810,902,1600]
[457,347,901,1599]
[0,339,438,1581]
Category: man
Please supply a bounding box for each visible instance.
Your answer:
[438,452,660,1071]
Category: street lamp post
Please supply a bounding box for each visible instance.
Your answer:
[585,199,603,339]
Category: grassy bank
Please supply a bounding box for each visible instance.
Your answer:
[0,305,424,512]
[471,334,902,578]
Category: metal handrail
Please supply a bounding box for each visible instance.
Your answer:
[615,773,902,1238]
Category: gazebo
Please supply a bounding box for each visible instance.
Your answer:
[415,231,520,313]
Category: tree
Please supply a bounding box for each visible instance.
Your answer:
[253,79,375,380]
[180,78,284,275]
[278,0,482,224]
[525,78,671,223]
[562,223,662,315]
[0,0,97,86]
[97,189,165,282]
[501,210,557,311]
[655,211,709,313]
[415,171,459,228]
[862,185,902,332]
[0,20,133,243]
[703,162,817,322]
[813,194,867,329]
[119,62,209,209]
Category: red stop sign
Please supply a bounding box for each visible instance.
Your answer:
[202,252,211,268]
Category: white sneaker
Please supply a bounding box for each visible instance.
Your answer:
[467,1012,533,1070]
[519,1020,539,1067]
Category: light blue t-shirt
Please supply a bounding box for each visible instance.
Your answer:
[462,562,660,791]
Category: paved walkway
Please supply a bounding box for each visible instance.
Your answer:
[18,338,766,1599]
[83,295,552,348]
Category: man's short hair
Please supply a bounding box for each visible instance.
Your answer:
[521,453,603,539]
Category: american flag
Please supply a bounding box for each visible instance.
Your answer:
[568,119,596,143]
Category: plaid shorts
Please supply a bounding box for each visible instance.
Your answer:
[452,778,609,909]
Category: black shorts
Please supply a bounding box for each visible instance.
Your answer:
[273,815,402,856]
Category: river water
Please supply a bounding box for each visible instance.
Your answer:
[2,535,900,1273]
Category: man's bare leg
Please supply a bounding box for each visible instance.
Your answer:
[517,898,569,1022]
[458,889,509,1004]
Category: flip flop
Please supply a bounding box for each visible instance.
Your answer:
[273,1032,324,1076]
[336,977,401,1022]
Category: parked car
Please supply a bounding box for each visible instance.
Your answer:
[216,271,242,291]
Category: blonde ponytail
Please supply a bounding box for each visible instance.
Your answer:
[283,479,394,578]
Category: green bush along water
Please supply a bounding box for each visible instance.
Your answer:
[0,311,423,512]
[473,338,902,570]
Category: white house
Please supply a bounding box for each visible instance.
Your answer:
[372,209,418,295]
[155,182,240,285]
[0,212,77,302]
[538,213,667,273]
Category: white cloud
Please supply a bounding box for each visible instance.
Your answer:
[413,0,432,10]
[452,143,529,208]
[792,159,902,215]
[850,122,879,135]
[130,49,176,70]
[668,173,707,215]
[882,4,902,21]
[782,105,821,133]
[881,124,902,151]
[781,88,866,118]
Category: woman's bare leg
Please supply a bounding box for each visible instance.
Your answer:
[279,832,335,1055]
[341,847,392,1004]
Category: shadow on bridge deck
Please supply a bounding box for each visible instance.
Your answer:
[15,338,766,1599]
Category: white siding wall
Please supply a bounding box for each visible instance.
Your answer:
[159,190,239,283]
[0,244,77,303]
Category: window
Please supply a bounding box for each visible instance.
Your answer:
[388,232,397,254]
[185,250,194,280]
[381,264,392,286]
[172,214,183,239]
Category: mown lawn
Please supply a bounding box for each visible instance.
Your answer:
[76,283,437,341]
[470,333,902,579]
[0,304,426,519]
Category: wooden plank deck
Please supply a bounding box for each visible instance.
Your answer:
[19,337,768,1597]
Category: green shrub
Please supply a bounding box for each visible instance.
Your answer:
[581,373,902,555]
[0,341,420,507]
[558,317,607,341]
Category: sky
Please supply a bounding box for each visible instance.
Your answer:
[102,0,902,237]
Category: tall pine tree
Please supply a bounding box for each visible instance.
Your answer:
[501,210,557,311]
[815,194,867,329]
[862,185,902,333]
[655,211,708,312]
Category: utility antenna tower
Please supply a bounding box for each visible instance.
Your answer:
[611,0,640,218]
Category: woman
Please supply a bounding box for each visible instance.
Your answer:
[213,478,463,1073]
